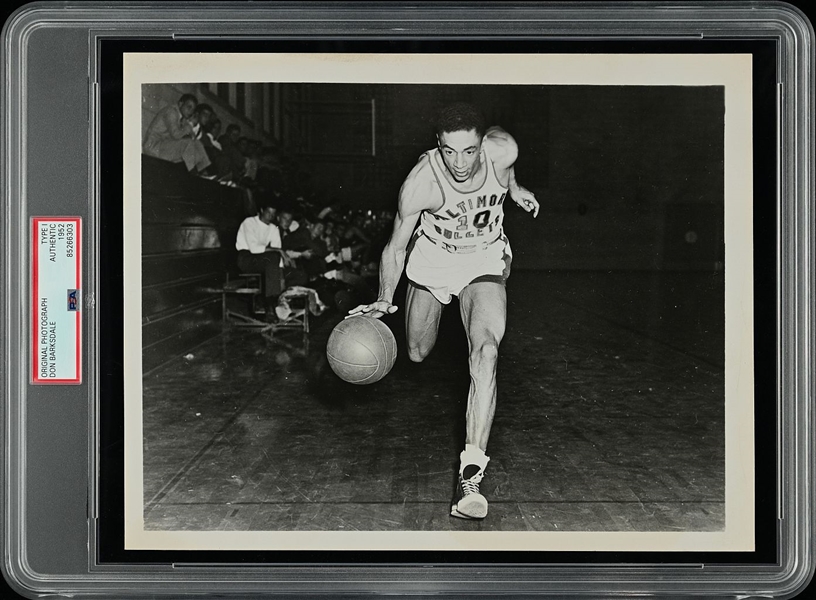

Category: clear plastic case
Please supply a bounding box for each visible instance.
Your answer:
[2,2,813,598]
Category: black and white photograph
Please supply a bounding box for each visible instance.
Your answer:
[124,53,754,552]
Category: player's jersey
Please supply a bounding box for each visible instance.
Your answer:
[418,143,508,254]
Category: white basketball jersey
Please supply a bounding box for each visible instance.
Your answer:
[419,144,508,250]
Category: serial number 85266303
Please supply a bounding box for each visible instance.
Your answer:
[57,223,75,258]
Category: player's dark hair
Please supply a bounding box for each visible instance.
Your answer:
[226,124,241,134]
[178,93,198,106]
[195,103,213,116]
[435,102,486,138]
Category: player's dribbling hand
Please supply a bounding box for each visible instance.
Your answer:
[511,186,539,218]
[346,301,398,320]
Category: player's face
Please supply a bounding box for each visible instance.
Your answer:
[438,129,483,183]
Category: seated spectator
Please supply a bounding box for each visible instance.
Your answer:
[307,219,329,259]
[322,219,339,250]
[203,118,222,150]
[343,212,373,261]
[281,215,331,281]
[217,124,245,181]
[235,202,287,320]
[280,214,370,312]
[243,139,261,182]
[279,209,307,247]
[236,136,250,175]
[142,93,211,174]
[192,103,214,141]
[276,209,310,288]
[200,117,239,189]
[201,117,223,160]
[316,216,373,297]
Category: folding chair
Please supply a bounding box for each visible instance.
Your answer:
[205,267,311,343]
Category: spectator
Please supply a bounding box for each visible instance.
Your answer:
[201,117,223,159]
[200,118,238,189]
[243,139,261,182]
[234,202,288,320]
[192,103,214,140]
[344,212,372,252]
[143,93,211,174]
[323,219,336,243]
[217,124,245,181]
[276,209,311,288]
[283,215,331,281]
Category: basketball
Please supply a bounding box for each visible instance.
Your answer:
[326,316,397,384]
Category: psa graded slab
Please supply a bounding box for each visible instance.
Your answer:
[2,2,813,599]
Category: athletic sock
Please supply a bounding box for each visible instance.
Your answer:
[459,444,490,477]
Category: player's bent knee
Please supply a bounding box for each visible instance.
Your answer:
[470,341,499,366]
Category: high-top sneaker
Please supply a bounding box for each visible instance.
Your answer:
[450,445,490,519]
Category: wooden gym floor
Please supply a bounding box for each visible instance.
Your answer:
[142,270,725,532]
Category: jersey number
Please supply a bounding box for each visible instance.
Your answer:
[456,210,491,231]
[473,210,490,229]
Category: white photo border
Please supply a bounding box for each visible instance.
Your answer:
[123,52,754,552]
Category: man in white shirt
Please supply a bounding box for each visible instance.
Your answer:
[235,203,287,316]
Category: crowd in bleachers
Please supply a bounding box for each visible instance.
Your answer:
[236,199,395,322]
[293,205,393,294]
[144,91,395,324]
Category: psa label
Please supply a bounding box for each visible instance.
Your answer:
[32,218,82,384]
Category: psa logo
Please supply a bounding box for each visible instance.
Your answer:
[67,289,80,311]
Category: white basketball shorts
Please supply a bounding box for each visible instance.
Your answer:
[405,232,512,304]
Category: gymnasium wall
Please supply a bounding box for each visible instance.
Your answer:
[140,157,249,373]
[507,85,724,270]
[282,84,724,271]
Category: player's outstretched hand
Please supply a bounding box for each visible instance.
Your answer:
[511,186,539,218]
[346,300,398,320]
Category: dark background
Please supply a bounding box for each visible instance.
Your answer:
[277,82,724,271]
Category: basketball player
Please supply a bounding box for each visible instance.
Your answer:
[348,103,539,519]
